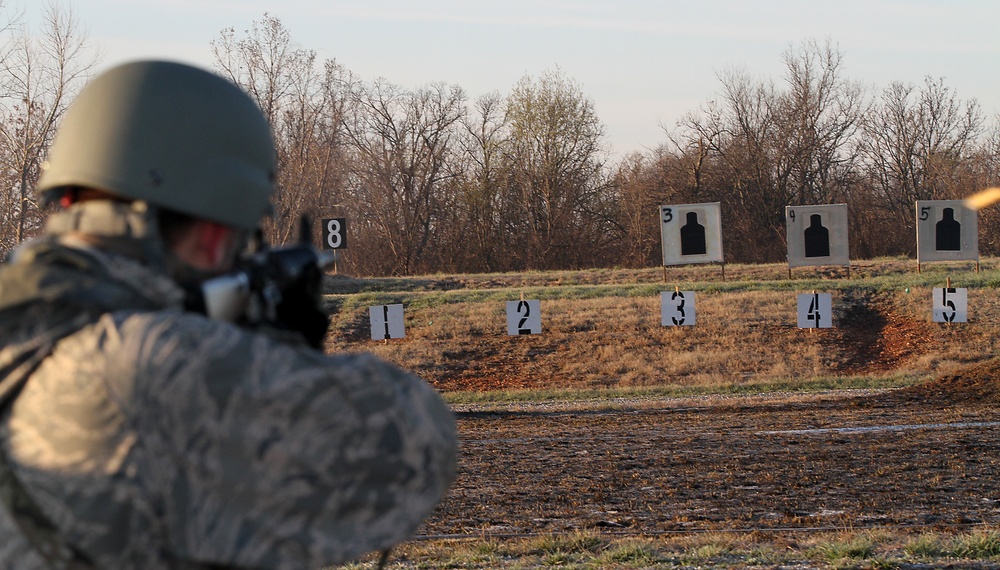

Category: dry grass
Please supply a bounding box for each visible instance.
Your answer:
[324,257,1000,398]
[332,527,1000,568]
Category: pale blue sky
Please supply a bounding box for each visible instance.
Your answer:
[26,0,1000,159]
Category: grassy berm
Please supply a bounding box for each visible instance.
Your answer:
[322,258,1000,569]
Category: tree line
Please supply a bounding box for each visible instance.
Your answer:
[1,10,998,276]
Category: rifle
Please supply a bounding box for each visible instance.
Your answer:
[196,216,335,348]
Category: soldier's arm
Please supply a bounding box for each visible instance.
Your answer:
[118,312,457,568]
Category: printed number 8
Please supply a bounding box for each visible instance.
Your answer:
[326,219,342,249]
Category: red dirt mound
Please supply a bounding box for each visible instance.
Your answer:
[899,358,1000,405]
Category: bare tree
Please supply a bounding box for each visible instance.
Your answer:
[212,14,352,247]
[664,40,868,262]
[503,68,610,269]
[0,1,95,253]
[450,91,512,272]
[858,76,983,254]
[343,79,466,275]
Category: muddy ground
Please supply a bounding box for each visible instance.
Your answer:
[420,364,1000,538]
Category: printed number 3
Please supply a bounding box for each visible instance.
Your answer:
[671,291,686,325]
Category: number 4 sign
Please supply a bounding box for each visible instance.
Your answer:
[797,293,833,328]
[932,287,967,323]
[506,300,541,335]
[661,291,696,326]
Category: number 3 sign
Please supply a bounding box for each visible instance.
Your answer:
[661,290,696,326]
[506,300,541,335]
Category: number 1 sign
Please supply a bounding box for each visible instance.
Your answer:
[369,304,405,340]
[506,300,541,335]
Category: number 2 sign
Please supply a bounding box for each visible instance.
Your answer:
[506,300,541,335]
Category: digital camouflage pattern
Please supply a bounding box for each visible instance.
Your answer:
[0,232,457,568]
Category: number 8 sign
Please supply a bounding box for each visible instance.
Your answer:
[506,300,541,335]
[322,218,347,250]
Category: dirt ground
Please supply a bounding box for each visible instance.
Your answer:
[419,356,1000,539]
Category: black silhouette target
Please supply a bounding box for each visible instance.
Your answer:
[784,204,849,268]
[680,212,707,256]
[659,202,723,266]
[803,214,830,258]
[935,208,961,251]
[915,200,978,263]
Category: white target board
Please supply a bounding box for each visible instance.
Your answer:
[785,204,850,268]
[661,291,696,326]
[916,200,978,263]
[797,293,833,329]
[659,202,723,266]
[506,300,542,335]
[932,287,968,323]
[369,304,405,340]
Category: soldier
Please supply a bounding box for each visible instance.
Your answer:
[0,61,456,568]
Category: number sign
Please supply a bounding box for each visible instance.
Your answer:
[661,291,696,326]
[322,218,347,250]
[369,304,405,340]
[785,204,850,268]
[506,300,542,336]
[915,201,977,263]
[932,287,968,323]
[659,202,723,266]
[797,293,833,329]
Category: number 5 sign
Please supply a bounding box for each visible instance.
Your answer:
[506,300,541,335]
[932,287,967,323]
[321,218,347,250]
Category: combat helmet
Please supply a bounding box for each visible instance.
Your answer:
[37,60,276,230]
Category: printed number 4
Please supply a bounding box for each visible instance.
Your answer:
[807,294,822,327]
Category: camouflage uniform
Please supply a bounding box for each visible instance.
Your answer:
[0,228,457,568]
